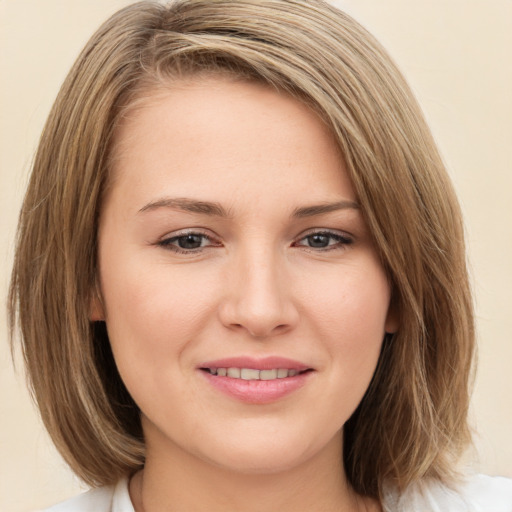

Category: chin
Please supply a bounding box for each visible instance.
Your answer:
[194,427,341,476]
[205,449,312,476]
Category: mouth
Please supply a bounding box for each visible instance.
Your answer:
[200,367,313,380]
[198,357,315,404]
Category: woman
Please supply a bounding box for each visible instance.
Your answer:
[8,1,512,511]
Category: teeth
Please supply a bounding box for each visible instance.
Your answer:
[240,368,260,380]
[227,368,241,378]
[260,369,277,380]
[207,367,303,380]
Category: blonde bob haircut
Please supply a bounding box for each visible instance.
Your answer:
[9,0,474,500]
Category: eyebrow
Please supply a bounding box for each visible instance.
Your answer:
[292,200,360,218]
[138,197,231,217]
[138,197,360,218]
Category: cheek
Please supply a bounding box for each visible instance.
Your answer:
[98,262,220,415]
[298,261,391,336]
[297,261,390,378]
[99,253,218,366]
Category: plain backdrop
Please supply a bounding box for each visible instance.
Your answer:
[1,1,511,510]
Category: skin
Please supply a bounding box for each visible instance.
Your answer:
[93,77,397,512]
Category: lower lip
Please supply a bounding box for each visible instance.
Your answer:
[200,370,312,404]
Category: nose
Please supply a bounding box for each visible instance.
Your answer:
[218,247,299,338]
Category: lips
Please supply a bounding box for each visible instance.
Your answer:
[199,356,311,372]
[204,367,302,380]
[198,356,314,404]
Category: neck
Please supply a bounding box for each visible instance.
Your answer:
[129,433,380,512]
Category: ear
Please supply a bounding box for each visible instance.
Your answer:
[89,279,105,322]
[384,298,399,334]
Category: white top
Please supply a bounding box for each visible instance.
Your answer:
[41,474,512,512]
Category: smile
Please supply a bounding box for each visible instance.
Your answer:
[201,367,307,380]
[198,357,315,404]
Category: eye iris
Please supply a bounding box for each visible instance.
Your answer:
[308,234,330,248]
[178,234,204,249]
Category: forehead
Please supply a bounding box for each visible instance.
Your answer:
[106,77,355,215]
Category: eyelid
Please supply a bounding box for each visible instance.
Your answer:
[158,227,212,242]
[156,228,222,253]
[293,228,354,250]
[295,227,354,240]
[154,227,353,254]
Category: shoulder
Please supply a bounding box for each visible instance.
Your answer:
[383,474,512,512]
[459,474,512,511]
[40,478,133,512]
[40,486,115,512]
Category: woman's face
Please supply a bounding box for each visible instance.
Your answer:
[94,77,397,475]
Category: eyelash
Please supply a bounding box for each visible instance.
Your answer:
[294,231,353,251]
[156,230,353,255]
[156,230,220,255]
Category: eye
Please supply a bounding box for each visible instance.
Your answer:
[295,231,353,251]
[157,231,220,253]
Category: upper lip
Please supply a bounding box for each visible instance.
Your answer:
[198,356,312,371]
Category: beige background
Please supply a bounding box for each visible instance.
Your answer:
[1,0,511,510]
